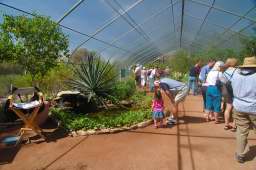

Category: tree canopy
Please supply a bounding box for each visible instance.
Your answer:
[0,14,69,80]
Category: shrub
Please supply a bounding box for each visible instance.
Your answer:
[170,72,188,83]
[41,63,73,97]
[0,74,32,96]
[112,78,136,100]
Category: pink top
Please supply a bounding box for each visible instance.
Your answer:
[152,99,164,112]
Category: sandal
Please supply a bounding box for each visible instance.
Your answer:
[210,117,215,121]
[224,125,232,130]
[204,114,209,122]
[230,126,237,132]
[215,120,221,124]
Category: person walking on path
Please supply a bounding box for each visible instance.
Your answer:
[229,56,256,163]
[205,61,226,123]
[199,59,215,111]
[149,67,157,92]
[151,87,165,128]
[154,78,189,125]
[141,67,147,88]
[222,58,238,131]
[134,64,142,88]
[188,60,202,95]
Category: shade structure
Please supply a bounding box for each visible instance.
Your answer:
[0,0,256,66]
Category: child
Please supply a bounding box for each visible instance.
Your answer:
[152,85,165,128]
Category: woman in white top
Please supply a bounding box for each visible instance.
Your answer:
[205,61,226,123]
[149,68,156,92]
[141,67,147,87]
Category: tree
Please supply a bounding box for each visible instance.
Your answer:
[0,14,69,82]
[70,48,89,63]
[0,31,16,61]
[191,47,239,64]
[240,36,256,57]
[168,49,193,73]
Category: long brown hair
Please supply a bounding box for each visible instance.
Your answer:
[154,89,162,100]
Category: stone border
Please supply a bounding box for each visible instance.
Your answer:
[70,119,153,137]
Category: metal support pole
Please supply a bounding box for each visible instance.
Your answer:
[179,0,185,48]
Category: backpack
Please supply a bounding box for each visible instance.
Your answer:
[222,69,236,98]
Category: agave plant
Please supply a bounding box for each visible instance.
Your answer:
[68,55,118,107]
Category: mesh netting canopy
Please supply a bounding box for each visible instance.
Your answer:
[0,0,256,65]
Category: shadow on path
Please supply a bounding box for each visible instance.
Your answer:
[0,145,21,165]
[246,145,256,162]
[42,136,88,170]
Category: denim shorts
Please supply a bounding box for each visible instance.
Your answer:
[206,86,222,113]
[152,111,164,119]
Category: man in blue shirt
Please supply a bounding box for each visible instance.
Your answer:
[230,57,256,163]
[199,59,215,83]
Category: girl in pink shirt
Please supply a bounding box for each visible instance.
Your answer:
[152,89,164,128]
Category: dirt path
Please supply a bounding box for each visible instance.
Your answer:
[0,95,255,170]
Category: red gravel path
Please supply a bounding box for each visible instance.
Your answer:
[0,95,255,170]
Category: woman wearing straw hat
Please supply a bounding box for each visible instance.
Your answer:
[229,56,256,163]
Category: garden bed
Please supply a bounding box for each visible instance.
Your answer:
[51,107,152,133]
[50,85,153,135]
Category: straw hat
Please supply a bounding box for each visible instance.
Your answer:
[225,58,238,67]
[239,56,256,68]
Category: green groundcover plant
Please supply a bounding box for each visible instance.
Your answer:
[51,90,153,131]
[51,107,151,131]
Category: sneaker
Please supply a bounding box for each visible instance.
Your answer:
[167,119,177,125]
[235,153,245,163]
[169,118,177,123]
[167,115,174,121]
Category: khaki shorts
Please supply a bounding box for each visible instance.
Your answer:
[160,85,189,117]
[174,85,189,103]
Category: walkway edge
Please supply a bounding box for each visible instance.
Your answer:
[70,120,153,137]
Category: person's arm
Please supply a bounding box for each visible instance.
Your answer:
[151,100,154,111]
[199,68,205,82]
[161,89,177,115]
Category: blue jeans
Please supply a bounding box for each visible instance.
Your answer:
[188,76,197,95]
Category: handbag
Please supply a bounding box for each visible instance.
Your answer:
[225,81,233,98]
[221,68,236,98]
[215,72,222,90]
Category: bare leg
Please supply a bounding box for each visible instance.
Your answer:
[159,118,163,127]
[210,111,215,121]
[224,103,233,126]
[214,112,219,123]
[153,119,158,128]
[204,110,211,122]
